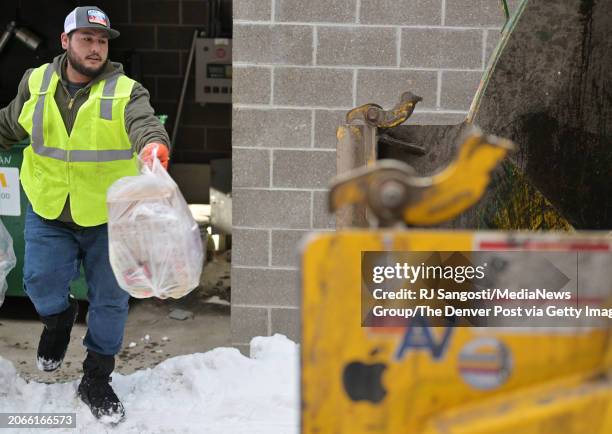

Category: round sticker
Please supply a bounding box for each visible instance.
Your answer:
[458,337,512,390]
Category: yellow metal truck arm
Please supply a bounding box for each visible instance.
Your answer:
[329,127,515,226]
[328,159,417,226]
[404,129,515,226]
[422,373,612,434]
[301,230,612,434]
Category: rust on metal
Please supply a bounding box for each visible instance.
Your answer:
[346,92,422,128]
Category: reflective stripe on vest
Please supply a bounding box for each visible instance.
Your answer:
[30,64,133,162]
[100,75,119,120]
[17,62,139,226]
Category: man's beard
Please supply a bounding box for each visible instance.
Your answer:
[66,48,106,78]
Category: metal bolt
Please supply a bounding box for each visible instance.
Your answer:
[379,180,405,209]
[366,107,380,123]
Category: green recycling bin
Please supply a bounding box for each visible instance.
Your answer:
[0,140,88,299]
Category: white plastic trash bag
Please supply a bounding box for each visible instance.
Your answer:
[106,152,204,299]
[0,218,17,307]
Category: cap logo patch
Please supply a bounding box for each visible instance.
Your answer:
[87,10,108,26]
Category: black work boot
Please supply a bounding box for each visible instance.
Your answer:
[36,297,79,372]
[78,351,125,423]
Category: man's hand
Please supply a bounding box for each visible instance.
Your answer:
[140,142,169,169]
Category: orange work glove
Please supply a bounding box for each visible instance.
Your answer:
[140,142,170,169]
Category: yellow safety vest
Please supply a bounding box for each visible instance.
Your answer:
[17,63,139,226]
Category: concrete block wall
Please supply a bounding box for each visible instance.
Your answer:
[232,0,515,349]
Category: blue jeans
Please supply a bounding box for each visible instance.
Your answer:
[23,204,130,356]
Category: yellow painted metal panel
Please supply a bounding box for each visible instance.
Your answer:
[301,230,612,434]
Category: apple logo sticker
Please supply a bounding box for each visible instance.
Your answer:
[342,361,388,403]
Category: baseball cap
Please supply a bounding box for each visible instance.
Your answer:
[64,6,120,39]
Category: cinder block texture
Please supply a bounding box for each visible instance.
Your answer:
[112,25,155,49]
[274,68,353,107]
[157,26,199,49]
[183,103,231,127]
[176,128,205,151]
[234,344,250,356]
[271,308,300,342]
[141,51,180,75]
[234,24,313,65]
[101,0,130,23]
[314,110,347,149]
[232,268,299,306]
[445,0,510,27]
[314,110,345,149]
[273,150,336,189]
[313,190,336,229]
[360,0,441,25]
[271,230,310,267]
[206,128,232,152]
[231,306,268,343]
[276,0,356,23]
[232,0,498,345]
[440,71,483,110]
[232,108,312,148]
[485,29,502,65]
[182,1,209,25]
[401,29,483,69]
[317,27,397,67]
[356,69,438,109]
[131,0,179,24]
[233,148,270,188]
[409,112,467,125]
[234,0,272,21]
[232,229,270,267]
[233,66,271,104]
[233,190,311,228]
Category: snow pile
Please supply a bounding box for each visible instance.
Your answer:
[0,334,299,433]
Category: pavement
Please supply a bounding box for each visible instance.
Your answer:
[0,255,230,383]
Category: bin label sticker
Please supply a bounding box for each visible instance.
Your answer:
[0,167,20,216]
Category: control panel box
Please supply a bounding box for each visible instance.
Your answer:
[195,38,232,104]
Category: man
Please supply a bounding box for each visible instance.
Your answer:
[0,6,170,422]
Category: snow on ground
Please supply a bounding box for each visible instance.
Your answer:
[0,334,299,434]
